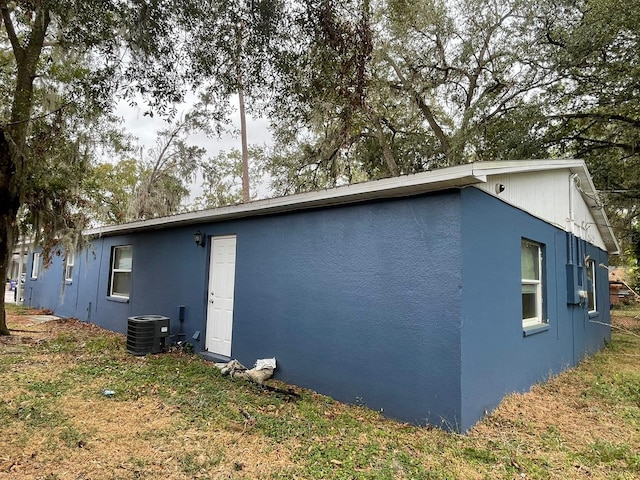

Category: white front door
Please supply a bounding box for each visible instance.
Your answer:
[205,235,237,356]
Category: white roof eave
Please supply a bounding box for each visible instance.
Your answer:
[470,159,619,254]
[85,159,619,254]
[86,165,484,237]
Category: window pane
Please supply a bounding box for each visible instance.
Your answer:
[112,272,131,297]
[114,247,132,270]
[31,253,40,278]
[521,241,539,280]
[65,253,74,281]
[587,261,596,311]
[522,284,538,320]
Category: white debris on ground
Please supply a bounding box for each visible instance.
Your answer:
[215,358,276,385]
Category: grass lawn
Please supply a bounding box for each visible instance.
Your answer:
[1,305,639,479]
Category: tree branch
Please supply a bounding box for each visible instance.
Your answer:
[549,113,640,128]
[0,0,24,62]
[1,102,72,127]
[384,52,452,160]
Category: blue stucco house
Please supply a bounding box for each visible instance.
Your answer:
[24,159,618,431]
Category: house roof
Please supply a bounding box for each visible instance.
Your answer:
[87,159,619,253]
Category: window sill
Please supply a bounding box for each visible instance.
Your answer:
[523,323,550,337]
[106,296,129,303]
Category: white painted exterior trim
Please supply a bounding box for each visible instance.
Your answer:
[86,159,619,254]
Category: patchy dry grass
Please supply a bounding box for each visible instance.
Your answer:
[1,306,639,479]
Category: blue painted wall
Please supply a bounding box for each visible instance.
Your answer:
[459,187,610,431]
[231,194,464,428]
[25,187,610,431]
[25,232,207,335]
[26,193,465,427]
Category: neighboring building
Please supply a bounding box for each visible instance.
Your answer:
[608,267,636,305]
[6,239,33,303]
[24,159,618,431]
[7,240,29,282]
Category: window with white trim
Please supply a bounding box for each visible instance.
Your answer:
[586,259,596,312]
[109,245,132,298]
[65,252,75,282]
[31,252,40,279]
[521,239,544,328]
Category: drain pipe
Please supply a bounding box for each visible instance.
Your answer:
[568,173,578,262]
[566,174,581,305]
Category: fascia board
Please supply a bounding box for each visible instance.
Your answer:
[84,158,619,255]
[86,166,484,237]
[567,164,620,254]
[473,160,619,254]
[470,158,585,177]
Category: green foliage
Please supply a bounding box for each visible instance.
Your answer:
[0,0,192,334]
[14,395,66,429]
[193,146,266,208]
[267,0,558,193]
[183,0,289,96]
[38,332,87,354]
[177,452,223,476]
[537,0,640,264]
[124,109,211,221]
[58,426,87,449]
[83,158,139,225]
[84,334,126,354]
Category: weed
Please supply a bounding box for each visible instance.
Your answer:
[0,399,16,426]
[178,452,223,475]
[5,304,34,315]
[25,379,72,397]
[37,332,82,354]
[84,335,125,353]
[539,424,567,451]
[577,440,640,472]
[462,446,497,464]
[14,396,65,429]
[588,371,640,405]
[59,426,87,448]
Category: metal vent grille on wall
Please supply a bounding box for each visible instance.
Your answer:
[126,315,170,355]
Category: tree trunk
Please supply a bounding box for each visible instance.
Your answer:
[238,81,250,203]
[0,129,19,335]
[369,112,399,176]
[0,4,51,334]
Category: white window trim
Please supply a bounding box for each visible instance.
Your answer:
[587,259,597,313]
[31,252,40,279]
[109,245,132,298]
[65,252,75,282]
[522,240,544,328]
